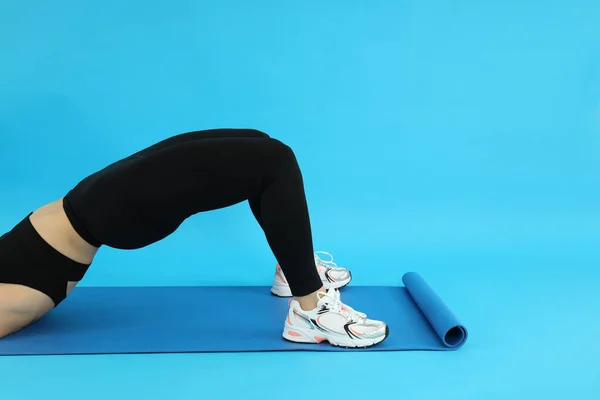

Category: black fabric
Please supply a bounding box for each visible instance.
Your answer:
[62,129,322,297]
[0,214,90,306]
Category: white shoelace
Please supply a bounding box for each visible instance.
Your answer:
[318,290,365,323]
[314,251,338,269]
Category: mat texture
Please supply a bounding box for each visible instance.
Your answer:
[0,273,467,355]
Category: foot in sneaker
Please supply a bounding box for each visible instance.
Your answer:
[271,251,352,297]
[283,288,389,348]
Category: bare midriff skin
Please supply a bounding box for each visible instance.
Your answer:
[0,198,98,338]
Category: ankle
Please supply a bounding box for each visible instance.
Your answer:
[295,287,325,311]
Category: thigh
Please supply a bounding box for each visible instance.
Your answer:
[122,137,291,213]
[65,136,292,249]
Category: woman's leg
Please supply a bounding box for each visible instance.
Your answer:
[122,137,387,346]
[65,137,324,298]
[126,133,325,307]
[65,128,321,299]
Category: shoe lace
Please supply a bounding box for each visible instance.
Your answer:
[314,251,338,268]
[318,291,365,323]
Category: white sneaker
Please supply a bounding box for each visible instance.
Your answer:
[271,251,352,297]
[283,288,389,348]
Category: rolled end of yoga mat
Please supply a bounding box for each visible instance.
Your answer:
[402,272,468,348]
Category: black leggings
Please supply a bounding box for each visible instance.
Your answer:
[63,129,322,297]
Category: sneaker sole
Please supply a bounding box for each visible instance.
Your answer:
[283,324,389,349]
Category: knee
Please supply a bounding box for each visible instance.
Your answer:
[267,139,301,172]
[270,139,297,160]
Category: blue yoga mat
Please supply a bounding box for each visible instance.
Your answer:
[0,272,467,355]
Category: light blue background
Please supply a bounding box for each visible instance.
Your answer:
[1,0,599,398]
